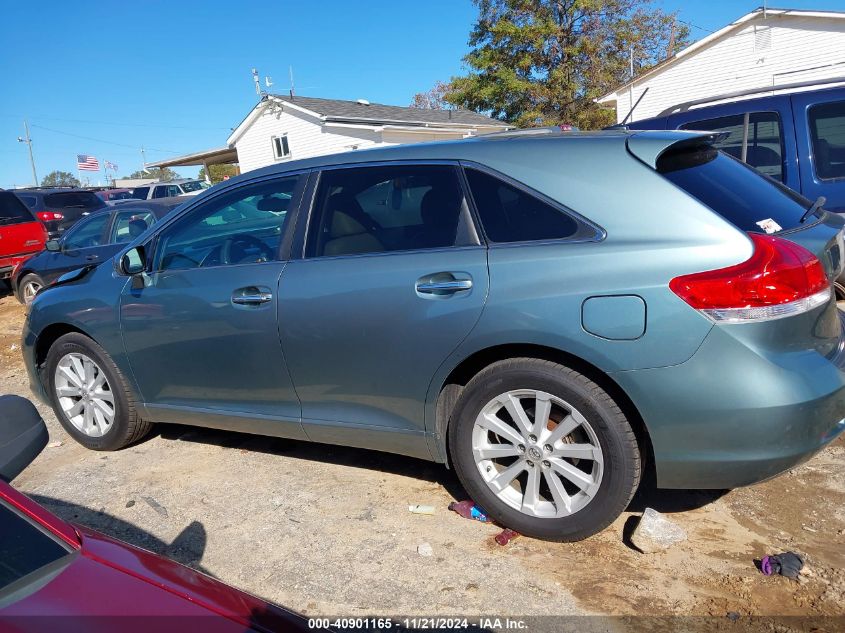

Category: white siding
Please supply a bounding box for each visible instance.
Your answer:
[234,107,384,173]
[603,15,845,123]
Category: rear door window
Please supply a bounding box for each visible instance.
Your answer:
[307,164,470,257]
[808,100,845,180]
[680,112,784,181]
[43,191,104,210]
[658,144,810,233]
[464,168,585,243]
[131,187,150,199]
[0,192,36,225]
[111,210,155,244]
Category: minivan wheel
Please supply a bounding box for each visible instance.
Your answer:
[448,358,641,541]
[46,333,151,450]
[18,273,45,305]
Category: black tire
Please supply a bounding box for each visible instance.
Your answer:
[448,358,641,541]
[17,273,45,305]
[46,332,152,450]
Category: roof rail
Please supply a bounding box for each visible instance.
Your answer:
[656,75,845,117]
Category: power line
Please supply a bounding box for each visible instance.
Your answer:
[677,18,717,35]
[29,124,181,155]
[0,112,228,131]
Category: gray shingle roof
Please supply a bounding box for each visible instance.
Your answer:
[270,94,505,127]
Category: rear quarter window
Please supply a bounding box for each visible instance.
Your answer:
[0,193,36,225]
[658,144,810,233]
[43,192,104,210]
[15,195,37,209]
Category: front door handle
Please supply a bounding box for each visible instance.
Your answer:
[232,290,273,305]
[416,279,473,293]
[415,272,473,297]
[85,254,99,262]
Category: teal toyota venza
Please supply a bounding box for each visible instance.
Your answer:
[22,130,845,541]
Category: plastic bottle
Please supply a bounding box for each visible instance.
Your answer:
[448,500,488,522]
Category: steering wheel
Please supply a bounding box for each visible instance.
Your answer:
[220,234,275,265]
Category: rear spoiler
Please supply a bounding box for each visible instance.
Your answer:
[626,131,727,169]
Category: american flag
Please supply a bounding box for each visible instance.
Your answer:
[77,154,100,171]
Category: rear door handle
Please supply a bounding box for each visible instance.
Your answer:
[232,290,273,305]
[85,255,99,262]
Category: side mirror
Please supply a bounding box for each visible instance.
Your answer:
[120,246,146,276]
[45,239,60,252]
[0,395,48,483]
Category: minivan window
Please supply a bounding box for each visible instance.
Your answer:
[154,176,299,271]
[465,168,580,243]
[42,191,104,210]
[307,165,468,257]
[680,111,784,181]
[808,100,845,181]
[131,187,150,199]
[0,192,36,225]
[0,503,72,592]
[658,144,811,233]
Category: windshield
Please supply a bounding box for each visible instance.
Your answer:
[180,181,210,193]
[658,145,814,233]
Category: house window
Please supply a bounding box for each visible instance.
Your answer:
[272,134,291,160]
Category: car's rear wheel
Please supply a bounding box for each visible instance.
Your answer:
[448,358,641,541]
[18,273,45,305]
[46,333,151,450]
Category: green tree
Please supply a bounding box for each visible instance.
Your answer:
[198,163,239,184]
[446,0,689,129]
[125,167,181,181]
[41,170,80,187]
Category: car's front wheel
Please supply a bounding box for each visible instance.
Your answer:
[448,358,641,541]
[46,333,151,450]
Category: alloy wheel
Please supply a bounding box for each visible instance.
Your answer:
[22,280,42,304]
[54,353,115,437]
[471,389,603,518]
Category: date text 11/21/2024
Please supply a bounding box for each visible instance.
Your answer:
[307,618,529,630]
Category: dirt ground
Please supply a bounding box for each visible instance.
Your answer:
[1,288,844,624]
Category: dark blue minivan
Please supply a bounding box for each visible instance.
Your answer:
[629,83,845,213]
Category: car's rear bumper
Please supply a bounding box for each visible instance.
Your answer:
[613,311,845,489]
[0,254,36,281]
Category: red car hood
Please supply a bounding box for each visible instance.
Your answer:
[0,483,306,632]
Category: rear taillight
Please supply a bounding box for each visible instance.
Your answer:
[36,211,64,222]
[670,232,831,323]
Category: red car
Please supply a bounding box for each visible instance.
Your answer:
[0,395,310,632]
[0,191,47,289]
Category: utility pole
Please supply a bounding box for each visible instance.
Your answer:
[17,120,38,186]
[629,46,635,118]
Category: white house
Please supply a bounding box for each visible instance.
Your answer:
[599,7,845,124]
[226,95,511,173]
